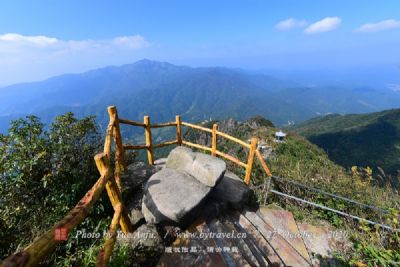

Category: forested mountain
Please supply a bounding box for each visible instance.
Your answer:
[292,109,400,184]
[1,59,400,133]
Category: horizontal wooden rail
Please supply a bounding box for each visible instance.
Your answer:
[118,118,146,127]
[182,140,212,152]
[2,154,111,267]
[123,144,148,150]
[181,122,213,133]
[96,204,122,267]
[216,130,251,149]
[150,122,177,128]
[215,150,247,168]
[153,140,178,148]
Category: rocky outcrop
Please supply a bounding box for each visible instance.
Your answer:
[142,168,212,225]
[166,146,226,187]
[142,146,232,226]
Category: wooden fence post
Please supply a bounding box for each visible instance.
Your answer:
[176,115,182,146]
[95,154,133,234]
[108,106,126,171]
[245,137,258,185]
[144,116,154,165]
[212,124,218,156]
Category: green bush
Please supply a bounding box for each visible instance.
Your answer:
[0,113,114,265]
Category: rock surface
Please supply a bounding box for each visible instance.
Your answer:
[142,168,211,225]
[121,162,162,211]
[209,171,250,209]
[166,146,226,187]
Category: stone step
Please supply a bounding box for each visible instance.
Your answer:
[242,210,312,267]
[257,207,311,263]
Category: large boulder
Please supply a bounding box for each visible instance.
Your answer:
[142,168,211,225]
[166,146,226,187]
[209,171,250,210]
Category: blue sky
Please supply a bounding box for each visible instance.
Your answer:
[0,0,400,86]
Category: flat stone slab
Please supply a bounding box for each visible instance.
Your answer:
[166,146,226,187]
[142,168,211,225]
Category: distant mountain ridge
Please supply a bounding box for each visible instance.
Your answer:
[292,108,400,184]
[1,59,400,133]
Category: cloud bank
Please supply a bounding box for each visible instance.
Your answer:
[356,19,400,32]
[0,33,150,86]
[304,17,342,34]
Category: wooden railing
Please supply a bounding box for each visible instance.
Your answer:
[1,106,272,267]
[119,112,272,184]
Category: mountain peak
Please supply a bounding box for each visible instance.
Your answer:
[132,59,184,71]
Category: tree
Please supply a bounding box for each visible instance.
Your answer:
[0,113,103,259]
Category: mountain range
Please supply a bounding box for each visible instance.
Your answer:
[1,59,400,134]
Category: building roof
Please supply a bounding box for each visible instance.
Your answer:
[275,131,286,137]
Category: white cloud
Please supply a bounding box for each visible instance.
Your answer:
[356,19,400,33]
[388,84,400,92]
[0,33,150,86]
[0,33,149,51]
[275,18,308,31]
[304,17,342,34]
[0,33,58,46]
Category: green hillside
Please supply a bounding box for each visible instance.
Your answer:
[292,109,400,186]
[2,60,400,133]
[184,116,399,265]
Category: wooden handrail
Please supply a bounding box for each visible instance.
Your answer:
[123,144,148,150]
[216,130,251,149]
[118,118,146,127]
[215,150,247,168]
[150,122,177,128]
[182,140,212,152]
[181,122,213,133]
[256,149,272,177]
[153,140,178,149]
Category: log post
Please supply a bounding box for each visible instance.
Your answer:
[95,153,133,233]
[245,137,258,185]
[144,116,154,165]
[212,124,218,156]
[176,115,182,146]
[108,106,126,172]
